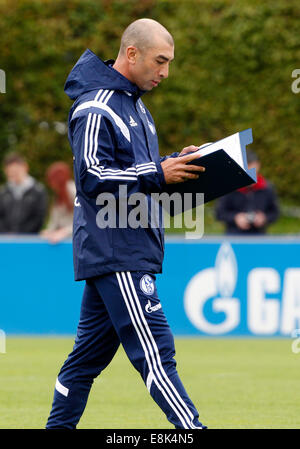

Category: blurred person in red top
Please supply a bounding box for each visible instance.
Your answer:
[41,161,76,244]
[216,150,279,234]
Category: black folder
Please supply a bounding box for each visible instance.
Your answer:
[162,129,256,215]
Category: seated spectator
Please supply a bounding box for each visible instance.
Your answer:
[216,150,279,234]
[40,161,75,244]
[0,152,48,233]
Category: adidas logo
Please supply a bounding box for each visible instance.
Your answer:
[129,115,138,127]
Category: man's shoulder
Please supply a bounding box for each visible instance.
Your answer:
[0,183,9,196]
[70,88,124,122]
[76,88,122,107]
[28,179,47,195]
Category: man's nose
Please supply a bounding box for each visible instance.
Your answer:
[159,64,169,79]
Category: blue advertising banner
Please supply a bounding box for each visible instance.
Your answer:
[0,236,299,336]
[158,237,300,337]
[0,237,83,334]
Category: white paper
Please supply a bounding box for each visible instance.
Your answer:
[196,132,246,169]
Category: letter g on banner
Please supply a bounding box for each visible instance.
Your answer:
[184,243,240,334]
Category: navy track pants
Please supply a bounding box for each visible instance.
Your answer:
[46,271,205,429]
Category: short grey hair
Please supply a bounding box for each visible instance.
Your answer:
[119,18,174,54]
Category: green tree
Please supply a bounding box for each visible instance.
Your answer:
[0,0,299,205]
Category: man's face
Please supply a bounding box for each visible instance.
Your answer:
[4,162,28,185]
[129,39,174,91]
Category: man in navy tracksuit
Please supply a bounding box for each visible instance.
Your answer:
[46,18,206,429]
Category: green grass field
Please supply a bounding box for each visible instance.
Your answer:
[0,337,299,429]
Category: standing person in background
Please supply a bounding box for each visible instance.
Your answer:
[216,150,279,234]
[40,161,76,244]
[0,152,48,234]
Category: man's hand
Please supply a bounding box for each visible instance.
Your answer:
[234,213,251,230]
[253,211,267,228]
[179,145,199,156]
[161,146,205,184]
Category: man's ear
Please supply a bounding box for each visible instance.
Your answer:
[126,46,137,65]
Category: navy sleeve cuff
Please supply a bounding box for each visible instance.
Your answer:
[156,160,167,191]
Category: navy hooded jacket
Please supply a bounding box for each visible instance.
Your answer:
[64,49,173,281]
